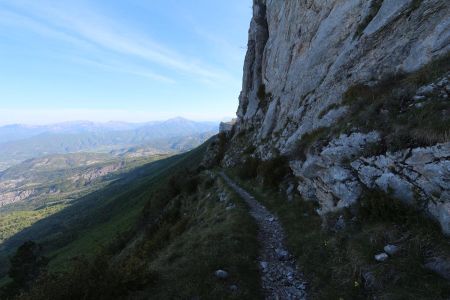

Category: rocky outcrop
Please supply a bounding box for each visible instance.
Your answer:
[71,162,124,184]
[290,131,380,214]
[219,119,237,133]
[0,160,126,207]
[0,189,34,207]
[352,142,450,234]
[224,0,450,234]
[236,0,449,154]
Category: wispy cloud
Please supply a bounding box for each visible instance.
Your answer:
[0,10,93,50]
[72,57,176,84]
[0,9,176,84]
[0,0,232,83]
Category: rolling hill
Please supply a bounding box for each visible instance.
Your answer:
[0,118,218,170]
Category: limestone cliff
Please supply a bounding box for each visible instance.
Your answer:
[222,0,450,234]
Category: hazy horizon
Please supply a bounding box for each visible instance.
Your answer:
[0,111,233,127]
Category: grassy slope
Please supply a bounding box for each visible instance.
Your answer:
[0,205,66,244]
[228,170,450,299]
[136,173,261,299]
[2,139,262,299]
[0,149,198,278]
[0,153,171,271]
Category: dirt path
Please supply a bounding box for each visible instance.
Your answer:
[220,172,307,300]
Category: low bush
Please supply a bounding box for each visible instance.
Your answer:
[258,156,291,189]
[236,156,291,189]
[256,84,272,111]
[292,127,330,159]
[236,157,260,180]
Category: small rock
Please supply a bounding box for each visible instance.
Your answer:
[275,248,289,261]
[413,95,426,101]
[226,204,236,210]
[424,257,450,280]
[362,271,376,289]
[446,84,450,93]
[296,282,306,290]
[413,95,427,101]
[286,183,295,202]
[215,269,229,279]
[374,253,389,262]
[229,284,239,292]
[384,244,399,256]
[437,78,448,87]
[334,215,346,231]
[260,261,269,270]
[417,84,435,95]
[267,217,275,222]
[415,102,425,108]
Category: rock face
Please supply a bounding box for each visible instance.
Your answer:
[290,131,380,214]
[219,119,237,133]
[0,189,34,207]
[236,0,449,155]
[352,143,450,234]
[223,0,450,234]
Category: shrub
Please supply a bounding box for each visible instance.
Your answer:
[8,241,48,289]
[258,156,291,189]
[237,157,260,180]
[167,170,199,196]
[293,127,330,159]
[257,84,266,101]
[256,84,272,111]
[243,145,256,155]
[236,156,291,189]
[358,190,423,225]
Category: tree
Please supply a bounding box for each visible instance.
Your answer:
[8,241,48,289]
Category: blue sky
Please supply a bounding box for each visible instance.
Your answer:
[0,0,252,125]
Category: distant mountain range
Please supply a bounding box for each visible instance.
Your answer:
[0,117,219,170]
[0,118,218,143]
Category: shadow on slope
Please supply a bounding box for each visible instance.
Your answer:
[0,139,211,278]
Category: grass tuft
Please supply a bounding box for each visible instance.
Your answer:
[228,171,450,299]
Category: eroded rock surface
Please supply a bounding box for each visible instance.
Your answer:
[290,131,380,214]
[352,142,450,234]
[223,0,450,234]
[235,0,449,155]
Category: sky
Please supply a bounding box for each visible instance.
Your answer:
[0,0,252,125]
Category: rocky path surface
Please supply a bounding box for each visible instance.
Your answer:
[220,172,307,300]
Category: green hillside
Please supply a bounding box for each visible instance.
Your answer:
[0,138,261,299]
[0,152,170,248]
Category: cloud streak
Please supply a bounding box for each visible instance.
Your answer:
[72,57,176,84]
[0,0,233,83]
